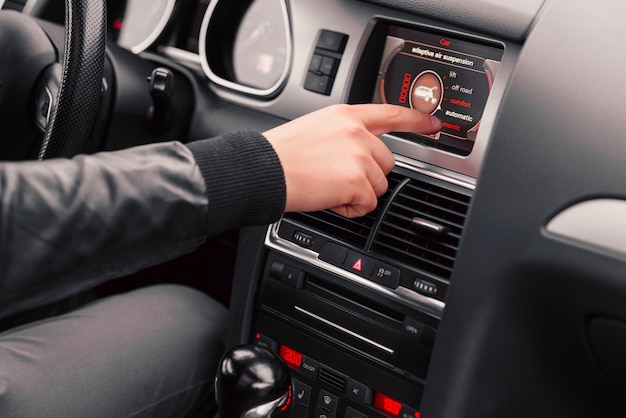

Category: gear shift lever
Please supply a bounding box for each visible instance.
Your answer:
[216,344,292,418]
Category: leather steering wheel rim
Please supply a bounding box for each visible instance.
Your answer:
[38,0,106,159]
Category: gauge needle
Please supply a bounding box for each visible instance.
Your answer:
[245,21,271,45]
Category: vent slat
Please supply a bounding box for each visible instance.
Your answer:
[319,367,346,391]
[386,205,465,232]
[378,224,459,255]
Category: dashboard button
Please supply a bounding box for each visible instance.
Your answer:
[345,251,375,278]
[314,405,336,418]
[369,262,400,288]
[402,317,425,344]
[281,265,305,288]
[317,389,340,413]
[292,378,312,407]
[319,242,348,267]
[269,261,285,280]
[300,356,320,379]
[345,379,373,404]
[304,73,332,95]
[345,407,369,418]
[253,333,278,352]
[317,30,348,53]
[399,405,421,418]
[309,54,323,72]
[320,56,339,76]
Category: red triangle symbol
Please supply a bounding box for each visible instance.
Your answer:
[352,258,363,271]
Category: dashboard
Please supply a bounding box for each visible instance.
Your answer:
[6,0,626,417]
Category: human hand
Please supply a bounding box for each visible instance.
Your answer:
[263,104,443,218]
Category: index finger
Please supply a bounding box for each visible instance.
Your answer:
[352,103,443,137]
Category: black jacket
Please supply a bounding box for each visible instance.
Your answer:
[0,130,285,319]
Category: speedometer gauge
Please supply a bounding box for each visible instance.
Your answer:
[232,0,288,90]
[199,0,292,98]
[114,0,176,53]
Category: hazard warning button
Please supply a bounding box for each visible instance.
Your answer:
[345,251,375,278]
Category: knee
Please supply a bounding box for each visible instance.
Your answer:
[132,284,228,331]
[114,284,229,349]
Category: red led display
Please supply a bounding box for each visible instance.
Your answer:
[279,345,303,370]
[373,392,402,417]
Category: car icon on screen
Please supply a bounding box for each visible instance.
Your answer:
[413,85,438,104]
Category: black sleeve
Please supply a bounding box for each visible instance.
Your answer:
[0,131,285,319]
[186,129,286,237]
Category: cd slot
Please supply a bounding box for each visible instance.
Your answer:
[294,305,395,354]
[293,285,403,356]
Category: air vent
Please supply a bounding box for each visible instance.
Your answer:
[318,367,347,391]
[283,172,404,249]
[371,177,471,281]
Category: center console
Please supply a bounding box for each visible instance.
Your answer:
[229,17,506,418]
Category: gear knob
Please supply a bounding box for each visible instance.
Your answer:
[216,344,292,418]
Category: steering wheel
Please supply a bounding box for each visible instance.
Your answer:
[0,0,106,160]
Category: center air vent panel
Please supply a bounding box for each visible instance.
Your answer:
[278,168,472,304]
[372,176,471,281]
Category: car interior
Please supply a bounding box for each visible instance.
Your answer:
[2,0,626,417]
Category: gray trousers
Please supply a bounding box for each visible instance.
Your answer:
[0,285,227,417]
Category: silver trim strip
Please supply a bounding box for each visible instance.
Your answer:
[159,46,202,65]
[295,306,395,354]
[395,159,476,190]
[199,0,293,98]
[125,0,177,54]
[265,222,445,319]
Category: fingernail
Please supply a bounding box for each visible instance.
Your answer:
[430,115,443,130]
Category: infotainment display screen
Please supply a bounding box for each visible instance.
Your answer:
[372,25,504,155]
